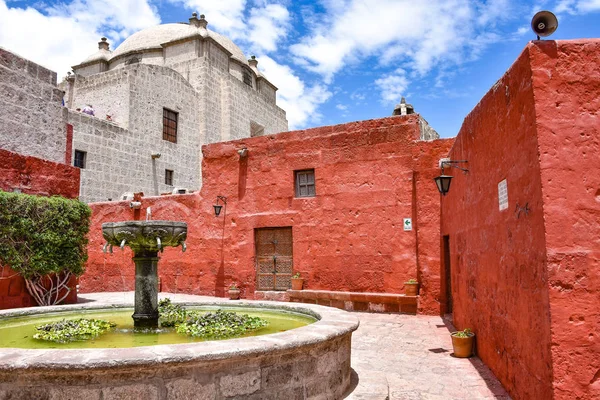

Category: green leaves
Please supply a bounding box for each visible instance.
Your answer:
[159,298,269,339]
[176,310,269,339]
[0,191,91,278]
[33,318,116,343]
[158,298,188,327]
[453,328,473,338]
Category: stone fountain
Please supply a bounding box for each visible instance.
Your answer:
[102,220,187,328]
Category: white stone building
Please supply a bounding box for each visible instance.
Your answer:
[63,13,288,202]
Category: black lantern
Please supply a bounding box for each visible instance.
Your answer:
[213,196,227,217]
[434,175,453,196]
[213,204,223,216]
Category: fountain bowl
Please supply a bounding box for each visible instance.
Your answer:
[0,296,359,399]
[102,220,187,253]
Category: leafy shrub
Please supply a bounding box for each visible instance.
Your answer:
[176,309,269,339]
[0,191,91,305]
[33,318,116,343]
[452,328,473,338]
[158,298,188,327]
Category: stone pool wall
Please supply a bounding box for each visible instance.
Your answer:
[0,300,358,400]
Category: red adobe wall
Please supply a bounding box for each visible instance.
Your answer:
[0,148,80,309]
[530,40,600,400]
[440,45,553,399]
[412,139,454,314]
[81,116,452,315]
[0,148,80,197]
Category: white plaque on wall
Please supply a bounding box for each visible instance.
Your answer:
[498,179,508,211]
[403,218,413,231]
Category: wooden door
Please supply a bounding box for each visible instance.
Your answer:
[255,227,293,291]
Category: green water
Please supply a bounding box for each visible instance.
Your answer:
[0,307,316,349]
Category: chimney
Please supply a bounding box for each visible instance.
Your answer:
[98,37,110,51]
[392,97,415,116]
[248,55,258,69]
[190,12,208,29]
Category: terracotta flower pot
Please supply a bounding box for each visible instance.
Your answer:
[228,288,240,300]
[291,278,304,290]
[451,333,475,358]
[404,282,419,296]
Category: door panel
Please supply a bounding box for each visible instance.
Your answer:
[255,227,293,291]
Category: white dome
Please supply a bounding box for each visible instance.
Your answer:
[80,48,111,64]
[108,23,248,65]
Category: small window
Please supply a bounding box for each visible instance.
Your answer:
[295,169,316,197]
[165,169,173,186]
[74,150,86,169]
[163,108,178,143]
[243,67,253,87]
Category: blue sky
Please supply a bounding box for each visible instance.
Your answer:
[1,0,599,137]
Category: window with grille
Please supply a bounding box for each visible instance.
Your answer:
[165,169,174,186]
[74,150,86,169]
[243,68,253,87]
[295,169,316,197]
[163,108,178,143]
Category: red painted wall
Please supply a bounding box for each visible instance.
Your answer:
[0,148,80,309]
[441,39,600,400]
[81,117,452,314]
[441,45,552,399]
[0,148,80,198]
[530,40,600,400]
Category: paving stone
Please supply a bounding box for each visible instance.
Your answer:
[345,312,511,399]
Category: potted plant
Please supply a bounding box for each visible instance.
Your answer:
[291,272,304,290]
[228,284,240,300]
[404,278,419,296]
[451,328,475,358]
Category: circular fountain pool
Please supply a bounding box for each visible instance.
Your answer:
[0,295,359,399]
[0,307,317,349]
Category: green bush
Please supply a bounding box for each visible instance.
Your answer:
[0,191,91,305]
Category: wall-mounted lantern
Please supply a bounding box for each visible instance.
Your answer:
[213,195,227,217]
[434,159,468,196]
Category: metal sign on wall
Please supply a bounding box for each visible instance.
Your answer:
[403,218,412,231]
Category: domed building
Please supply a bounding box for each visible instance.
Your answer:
[62,13,288,202]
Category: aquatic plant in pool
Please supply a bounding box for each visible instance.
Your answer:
[158,298,269,339]
[176,309,268,339]
[33,318,116,343]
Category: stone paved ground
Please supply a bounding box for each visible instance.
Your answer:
[346,313,511,400]
[78,293,510,399]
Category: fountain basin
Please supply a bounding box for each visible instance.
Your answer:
[0,295,359,399]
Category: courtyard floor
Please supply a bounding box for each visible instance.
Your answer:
[78,292,510,400]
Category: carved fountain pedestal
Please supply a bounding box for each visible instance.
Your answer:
[102,221,187,329]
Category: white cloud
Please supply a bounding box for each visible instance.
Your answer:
[247,4,290,52]
[257,55,332,129]
[290,0,517,84]
[174,0,247,34]
[556,0,600,13]
[174,0,291,53]
[375,68,409,104]
[335,104,348,111]
[0,0,160,76]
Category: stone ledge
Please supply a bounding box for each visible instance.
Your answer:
[288,289,417,314]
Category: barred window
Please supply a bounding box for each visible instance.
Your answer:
[295,169,316,197]
[163,108,178,143]
[165,169,174,186]
[243,67,253,87]
[74,150,86,169]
